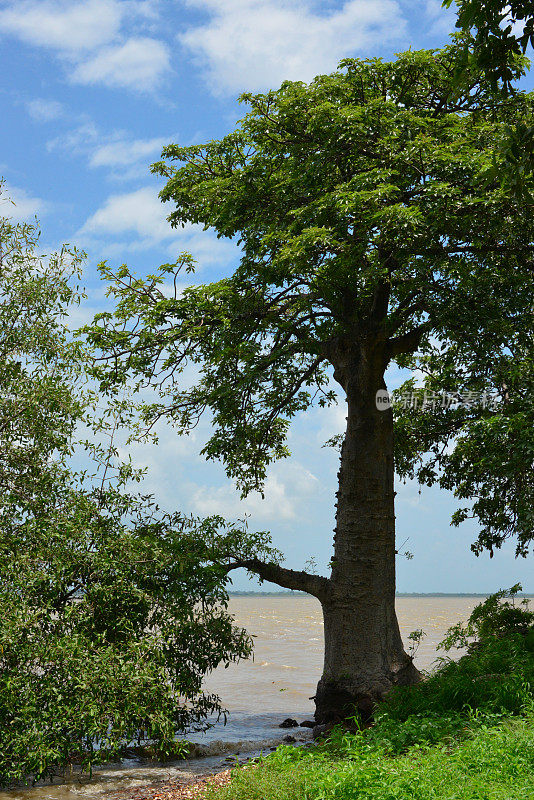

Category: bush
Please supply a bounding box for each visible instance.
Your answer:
[0,476,254,787]
[382,586,534,722]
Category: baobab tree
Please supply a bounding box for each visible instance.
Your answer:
[87,43,534,722]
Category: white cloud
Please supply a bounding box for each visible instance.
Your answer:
[424,0,456,36]
[0,182,46,222]
[0,0,122,52]
[180,0,407,95]
[47,124,169,180]
[191,463,319,521]
[26,98,64,122]
[81,186,179,240]
[89,135,167,168]
[0,0,169,93]
[72,37,170,91]
[47,121,100,157]
[315,401,346,446]
[79,186,238,266]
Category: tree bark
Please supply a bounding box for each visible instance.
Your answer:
[314,338,420,724]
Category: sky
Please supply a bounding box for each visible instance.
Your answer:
[1,0,532,593]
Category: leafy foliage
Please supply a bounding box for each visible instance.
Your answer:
[393,327,534,556]
[444,2,534,197]
[0,197,257,787]
[383,587,534,721]
[444,0,534,92]
[0,484,254,785]
[0,203,85,496]
[438,583,534,649]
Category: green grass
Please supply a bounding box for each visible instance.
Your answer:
[209,711,534,800]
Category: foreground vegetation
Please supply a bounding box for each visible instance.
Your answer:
[209,590,534,800]
[0,201,256,788]
[211,713,534,800]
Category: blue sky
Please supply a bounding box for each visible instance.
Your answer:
[1,0,532,592]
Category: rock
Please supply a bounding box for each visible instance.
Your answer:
[312,724,327,739]
[282,735,296,743]
[299,720,315,728]
[279,717,299,728]
[312,722,335,740]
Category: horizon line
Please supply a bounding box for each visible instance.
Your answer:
[228,590,533,597]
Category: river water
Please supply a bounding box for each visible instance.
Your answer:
[0,595,521,800]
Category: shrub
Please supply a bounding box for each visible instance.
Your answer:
[382,586,534,722]
[0,480,254,787]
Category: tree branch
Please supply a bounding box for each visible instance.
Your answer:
[387,322,433,358]
[225,558,329,600]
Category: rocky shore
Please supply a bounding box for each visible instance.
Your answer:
[108,719,316,800]
[109,768,235,800]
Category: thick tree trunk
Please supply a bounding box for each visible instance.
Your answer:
[314,339,420,724]
[228,338,421,723]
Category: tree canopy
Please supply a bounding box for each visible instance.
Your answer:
[91,42,534,524]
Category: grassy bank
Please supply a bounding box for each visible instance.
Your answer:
[206,590,534,800]
[207,712,534,800]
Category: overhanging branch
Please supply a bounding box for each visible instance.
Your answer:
[225,558,329,600]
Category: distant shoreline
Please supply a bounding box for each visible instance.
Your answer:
[229,591,533,597]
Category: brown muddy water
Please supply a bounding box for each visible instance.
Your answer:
[1,595,525,800]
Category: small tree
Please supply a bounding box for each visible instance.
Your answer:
[0,478,255,785]
[87,44,534,722]
[0,192,254,786]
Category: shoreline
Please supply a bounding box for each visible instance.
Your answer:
[228,591,534,597]
[108,767,235,800]
[0,727,312,800]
